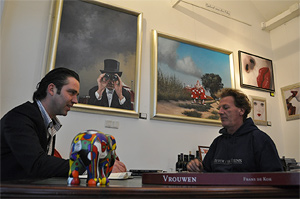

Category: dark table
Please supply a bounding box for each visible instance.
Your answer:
[1,176,299,198]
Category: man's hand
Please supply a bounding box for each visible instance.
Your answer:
[187,159,203,172]
[114,75,124,100]
[112,160,127,173]
[96,74,108,96]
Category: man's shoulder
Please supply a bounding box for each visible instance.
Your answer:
[250,129,270,140]
[212,133,224,144]
[12,101,38,112]
[242,125,273,145]
[3,101,40,120]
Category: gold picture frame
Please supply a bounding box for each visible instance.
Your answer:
[281,82,300,121]
[46,0,143,118]
[250,96,267,126]
[150,30,235,126]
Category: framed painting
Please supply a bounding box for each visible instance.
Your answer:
[150,30,235,126]
[46,0,143,118]
[239,51,275,92]
[250,96,267,126]
[198,146,209,161]
[281,83,300,121]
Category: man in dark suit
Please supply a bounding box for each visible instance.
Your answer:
[0,68,80,181]
[88,59,132,110]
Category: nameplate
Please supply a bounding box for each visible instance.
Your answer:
[142,172,300,186]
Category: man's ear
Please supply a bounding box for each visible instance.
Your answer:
[239,108,245,116]
[47,83,56,96]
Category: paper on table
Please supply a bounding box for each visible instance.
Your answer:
[108,172,132,180]
[78,172,132,179]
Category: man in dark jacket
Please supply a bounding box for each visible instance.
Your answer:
[187,88,283,172]
[1,68,80,181]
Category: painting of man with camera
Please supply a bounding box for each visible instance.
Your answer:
[88,59,132,110]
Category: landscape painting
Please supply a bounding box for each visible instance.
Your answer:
[151,30,234,126]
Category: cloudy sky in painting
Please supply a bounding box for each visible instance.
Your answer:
[157,36,232,90]
[55,0,137,96]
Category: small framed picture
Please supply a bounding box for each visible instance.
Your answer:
[239,51,275,92]
[281,83,300,121]
[198,146,209,161]
[250,96,267,126]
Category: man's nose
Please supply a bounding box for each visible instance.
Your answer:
[218,108,223,114]
[73,96,78,104]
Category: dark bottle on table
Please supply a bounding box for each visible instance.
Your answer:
[189,154,194,161]
[182,155,189,171]
[176,153,183,172]
[196,150,200,160]
[175,154,180,172]
[188,151,194,162]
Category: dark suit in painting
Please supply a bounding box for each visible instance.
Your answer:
[88,86,132,110]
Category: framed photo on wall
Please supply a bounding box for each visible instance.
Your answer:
[250,96,267,126]
[239,51,275,92]
[198,146,209,161]
[281,82,300,121]
[150,30,235,126]
[46,0,143,118]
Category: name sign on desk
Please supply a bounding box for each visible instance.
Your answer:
[142,172,300,186]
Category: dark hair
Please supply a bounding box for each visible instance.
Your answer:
[217,88,251,121]
[33,67,80,101]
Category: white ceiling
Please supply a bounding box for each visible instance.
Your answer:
[250,0,299,21]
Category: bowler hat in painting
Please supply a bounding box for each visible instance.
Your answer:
[100,59,122,77]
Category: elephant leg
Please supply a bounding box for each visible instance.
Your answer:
[86,150,109,185]
[98,160,109,185]
[86,147,100,186]
[67,157,84,185]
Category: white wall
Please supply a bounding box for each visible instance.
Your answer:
[270,16,300,161]
[1,0,299,172]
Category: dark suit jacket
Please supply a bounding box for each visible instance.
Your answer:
[88,86,132,110]
[0,101,69,181]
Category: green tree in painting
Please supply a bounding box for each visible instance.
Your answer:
[201,73,224,99]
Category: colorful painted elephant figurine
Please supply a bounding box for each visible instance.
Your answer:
[67,130,118,186]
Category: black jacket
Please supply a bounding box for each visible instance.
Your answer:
[0,101,69,181]
[88,86,132,110]
[203,118,283,172]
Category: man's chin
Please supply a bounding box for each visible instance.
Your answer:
[62,109,70,116]
[57,112,68,117]
[60,112,68,116]
[220,120,228,127]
